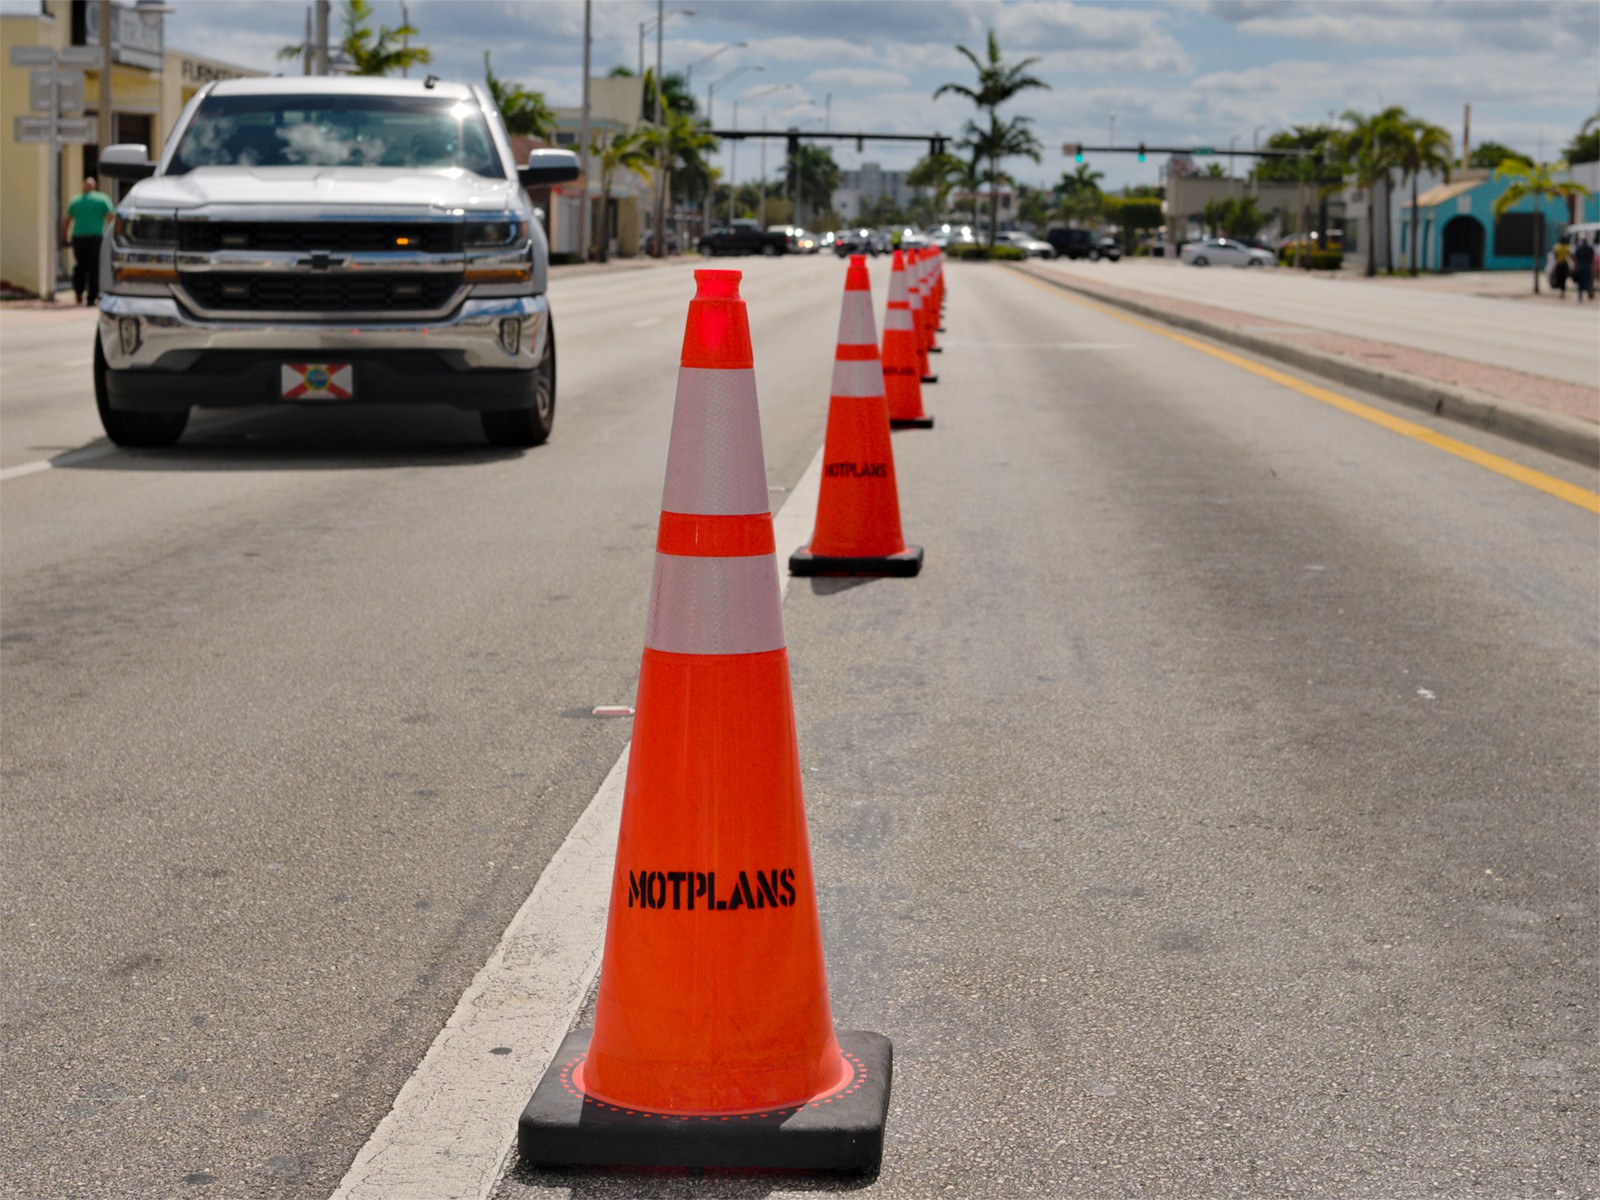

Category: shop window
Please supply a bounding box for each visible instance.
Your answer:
[1493,212,1537,258]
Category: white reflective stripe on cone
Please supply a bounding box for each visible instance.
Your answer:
[661,368,771,517]
[837,292,878,347]
[887,270,908,304]
[884,308,915,332]
[645,553,787,655]
[830,357,886,399]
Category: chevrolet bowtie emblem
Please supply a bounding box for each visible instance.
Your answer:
[298,251,345,270]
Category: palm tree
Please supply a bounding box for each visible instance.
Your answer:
[1340,106,1406,276]
[1491,159,1593,293]
[590,127,653,262]
[1395,117,1453,274]
[784,144,841,225]
[484,53,555,140]
[963,114,1043,245]
[279,0,430,76]
[933,29,1051,247]
[1056,162,1104,226]
[907,151,966,218]
[643,108,717,250]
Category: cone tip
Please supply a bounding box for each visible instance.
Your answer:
[694,269,743,300]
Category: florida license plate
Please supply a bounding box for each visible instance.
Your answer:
[281,362,353,400]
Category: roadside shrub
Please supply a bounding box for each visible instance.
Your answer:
[950,244,1025,261]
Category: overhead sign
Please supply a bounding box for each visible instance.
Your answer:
[1192,147,1217,156]
[1061,142,1080,156]
[86,0,164,71]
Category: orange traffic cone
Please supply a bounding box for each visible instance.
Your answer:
[790,255,922,577]
[908,254,937,385]
[923,252,942,353]
[933,249,947,333]
[519,269,892,1175]
[882,250,933,429]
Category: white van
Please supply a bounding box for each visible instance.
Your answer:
[1561,220,1600,246]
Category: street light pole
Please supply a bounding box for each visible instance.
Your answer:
[653,0,665,257]
[579,0,592,260]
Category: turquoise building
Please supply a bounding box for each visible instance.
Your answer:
[1402,168,1600,272]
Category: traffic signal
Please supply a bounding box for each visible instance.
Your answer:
[1075,147,1084,163]
[1137,142,1146,162]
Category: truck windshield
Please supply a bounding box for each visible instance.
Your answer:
[168,93,503,177]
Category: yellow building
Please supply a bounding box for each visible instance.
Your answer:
[1,1,260,299]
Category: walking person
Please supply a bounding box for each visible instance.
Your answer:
[60,177,115,305]
[1572,235,1596,304]
[1550,238,1571,298]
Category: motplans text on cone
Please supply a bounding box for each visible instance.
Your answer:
[882,249,933,430]
[791,255,922,577]
[518,269,891,1175]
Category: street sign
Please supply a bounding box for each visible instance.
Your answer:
[9,44,54,67]
[1192,147,1216,155]
[56,45,102,68]
[55,117,96,143]
[30,69,84,115]
[1061,142,1080,156]
[14,116,54,144]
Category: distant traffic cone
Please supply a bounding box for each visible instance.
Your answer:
[883,250,933,429]
[790,255,922,578]
[519,269,892,1175]
[933,249,947,332]
[908,255,937,384]
[922,252,942,353]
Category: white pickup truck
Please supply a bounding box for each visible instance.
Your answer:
[95,76,580,448]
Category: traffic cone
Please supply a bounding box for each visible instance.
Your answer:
[933,249,947,332]
[790,255,922,578]
[882,250,933,429]
[922,251,942,353]
[908,255,937,385]
[518,269,892,1175]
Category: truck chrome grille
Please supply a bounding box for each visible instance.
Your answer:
[179,273,463,312]
[177,223,462,253]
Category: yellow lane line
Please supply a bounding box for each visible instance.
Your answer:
[1006,267,1600,515]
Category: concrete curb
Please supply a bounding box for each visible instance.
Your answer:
[1010,263,1600,469]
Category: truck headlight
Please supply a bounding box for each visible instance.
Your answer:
[465,219,526,246]
[119,216,178,247]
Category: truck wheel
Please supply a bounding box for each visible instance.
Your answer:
[760,243,779,257]
[481,319,555,448]
[94,332,188,448]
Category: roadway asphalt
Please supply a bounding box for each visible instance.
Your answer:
[2,257,1596,1200]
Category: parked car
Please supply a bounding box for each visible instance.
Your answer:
[835,227,885,256]
[997,230,1055,258]
[699,220,789,256]
[1179,237,1275,267]
[1088,235,1122,262]
[93,75,581,448]
[1045,226,1095,259]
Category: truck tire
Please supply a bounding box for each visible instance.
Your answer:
[760,242,779,257]
[481,319,555,447]
[94,333,189,448]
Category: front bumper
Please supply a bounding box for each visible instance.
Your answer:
[97,292,547,413]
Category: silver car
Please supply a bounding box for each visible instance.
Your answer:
[1179,237,1275,268]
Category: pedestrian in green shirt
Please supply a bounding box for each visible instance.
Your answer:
[61,177,115,304]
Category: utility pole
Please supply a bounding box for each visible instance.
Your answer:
[303,7,312,75]
[652,0,666,257]
[579,0,592,261]
[96,0,112,157]
[314,0,329,76]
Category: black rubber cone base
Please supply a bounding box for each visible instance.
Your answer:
[790,545,923,578]
[920,374,939,384]
[889,415,934,429]
[519,1029,892,1175]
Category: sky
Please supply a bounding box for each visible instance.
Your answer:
[13,0,1598,194]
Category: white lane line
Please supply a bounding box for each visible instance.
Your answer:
[631,316,664,328]
[331,443,827,1200]
[0,443,119,482]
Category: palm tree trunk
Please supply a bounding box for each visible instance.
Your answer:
[1409,173,1419,276]
[1365,190,1377,277]
[1533,209,1543,294]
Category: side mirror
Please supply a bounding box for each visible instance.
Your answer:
[518,148,580,189]
[100,144,157,181]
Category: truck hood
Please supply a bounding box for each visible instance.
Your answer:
[128,167,519,214]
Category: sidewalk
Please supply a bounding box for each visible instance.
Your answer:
[1011,260,1599,468]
